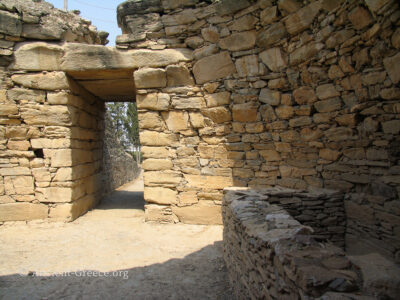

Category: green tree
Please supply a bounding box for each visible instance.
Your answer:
[106,102,126,145]
[123,102,141,162]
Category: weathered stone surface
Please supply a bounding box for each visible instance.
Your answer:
[184,174,233,189]
[284,2,321,35]
[382,120,400,134]
[259,150,281,161]
[314,98,342,113]
[316,84,340,100]
[0,11,22,37]
[260,88,280,106]
[162,111,189,131]
[142,146,171,158]
[144,187,177,205]
[205,92,230,107]
[260,6,278,25]
[290,42,324,65]
[173,202,222,224]
[143,159,173,171]
[144,171,182,186]
[138,112,165,130]
[383,53,400,84]
[172,97,206,109]
[193,52,236,84]
[61,44,192,71]
[257,22,287,48]
[137,93,170,111]
[166,65,194,86]
[189,112,206,128]
[12,72,69,90]
[293,87,317,104]
[140,131,178,146]
[201,26,219,43]
[348,6,373,30]
[235,55,259,77]
[12,42,64,71]
[202,107,231,124]
[0,203,48,221]
[260,47,287,72]
[21,105,77,126]
[229,15,258,32]
[232,103,258,122]
[134,68,167,88]
[216,0,251,16]
[219,31,257,52]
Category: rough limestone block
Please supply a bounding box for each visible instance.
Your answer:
[134,68,167,88]
[166,65,194,86]
[11,72,69,90]
[142,159,173,171]
[161,111,189,132]
[11,42,64,71]
[0,11,22,37]
[140,131,178,146]
[383,52,400,84]
[172,202,222,225]
[144,187,177,205]
[219,31,257,52]
[193,52,236,84]
[259,47,288,72]
[136,93,170,111]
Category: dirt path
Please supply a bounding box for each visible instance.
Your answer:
[0,175,232,300]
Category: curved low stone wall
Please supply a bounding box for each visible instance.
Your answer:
[222,187,360,299]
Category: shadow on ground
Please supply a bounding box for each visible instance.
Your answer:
[0,241,231,300]
[98,190,145,211]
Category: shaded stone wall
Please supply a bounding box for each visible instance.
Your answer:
[102,112,140,195]
[0,0,106,222]
[222,188,362,300]
[117,0,400,259]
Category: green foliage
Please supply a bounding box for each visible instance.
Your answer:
[106,102,140,152]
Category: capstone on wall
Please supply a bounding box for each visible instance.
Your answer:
[116,0,400,260]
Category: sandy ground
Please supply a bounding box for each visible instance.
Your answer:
[0,175,232,300]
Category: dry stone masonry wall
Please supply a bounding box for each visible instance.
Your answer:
[0,0,107,222]
[222,188,394,300]
[117,0,400,260]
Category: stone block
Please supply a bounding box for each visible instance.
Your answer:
[166,65,194,86]
[12,42,64,71]
[229,15,258,32]
[216,0,251,16]
[348,6,373,30]
[144,187,177,205]
[136,93,170,111]
[202,107,231,124]
[142,147,171,159]
[144,204,177,223]
[257,22,287,48]
[161,111,189,132]
[382,120,400,135]
[383,53,400,84]
[138,112,165,130]
[11,72,69,90]
[259,150,281,162]
[140,131,178,146]
[232,103,258,122]
[49,194,96,221]
[134,68,167,88]
[314,98,342,113]
[184,174,233,189]
[193,52,236,84]
[284,2,321,35]
[260,47,287,72]
[219,31,257,52]
[0,203,48,221]
[293,86,317,104]
[260,88,281,106]
[235,55,260,77]
[144,171,182,186]
[189,112,206,128]
[290,42,324,65]
[0,104,18,116]
[173,202,222,225]
[201,26,219,43]
[171,97,206,109]
[260,6,278,25]
[142,159,173,171]
[316,84,340,100]
[0,11,22,37]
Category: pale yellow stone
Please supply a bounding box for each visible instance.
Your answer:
[141,146,171,159]
[178,191,198,206]
[7,140,30,151]
[172,202,222,225]
[140,131,178,146]
[11,72,69,90]
[144,187,177,205]
[142,159,173,171]
[31,138,71,149]
[184,174,233,189]
[161,111,189,132]
[189,112,205,128]
[144,171,182,186]
[49,194,96,221]
[32,168,51,182]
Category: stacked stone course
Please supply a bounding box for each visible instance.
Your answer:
[0,0,107,222]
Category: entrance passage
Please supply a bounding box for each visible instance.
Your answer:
[0,174,232,299]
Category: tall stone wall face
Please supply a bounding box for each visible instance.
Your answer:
[102,113,140,195]
[0,0,107,222]
[117,0,400,258]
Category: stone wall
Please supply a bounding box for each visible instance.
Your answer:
[102,112,140,195]
[117,0,400,259]
[0,0,106,222]
[222,187,362,300]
